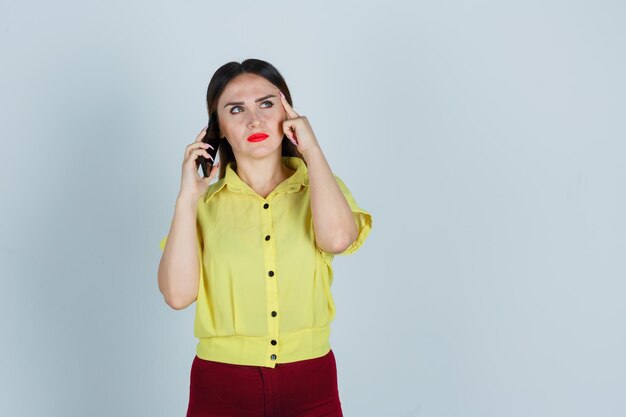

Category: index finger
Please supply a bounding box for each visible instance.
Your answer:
[195,125,208,142]
[279,91,300,119]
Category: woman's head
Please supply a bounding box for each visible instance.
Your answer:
[205,59,303,178]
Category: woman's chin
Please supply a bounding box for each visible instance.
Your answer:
[237,145,282,161]
[249,141,283,157]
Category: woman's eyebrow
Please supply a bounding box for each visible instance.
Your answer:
[223,94,276,108]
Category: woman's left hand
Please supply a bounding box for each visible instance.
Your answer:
[279,91,320,156]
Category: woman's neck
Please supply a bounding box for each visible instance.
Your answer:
[235,154,295,198]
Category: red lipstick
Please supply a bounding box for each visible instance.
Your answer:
[247,133,269,142]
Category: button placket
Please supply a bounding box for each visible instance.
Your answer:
[262,198,280,364]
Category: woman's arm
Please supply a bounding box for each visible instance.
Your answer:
[158,127,218,310]
[278,91,358,254]
[303,146,358,254]
[157,196,201,310]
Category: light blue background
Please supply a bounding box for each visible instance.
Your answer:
[1,1,624,416]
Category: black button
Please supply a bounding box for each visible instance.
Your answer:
[265,235,271,241]
[270,354,277,361]
[271,340,277,345]
[268,271,274,277]
[271,311,277,317]
[263,203,269,209]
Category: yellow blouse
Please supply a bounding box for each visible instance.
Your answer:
[160,156,372,367]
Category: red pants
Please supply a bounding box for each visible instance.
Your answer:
[186,349,343,417]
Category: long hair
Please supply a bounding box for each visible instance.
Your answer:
[205,59,304,179]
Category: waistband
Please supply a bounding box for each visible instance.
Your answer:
[196,326,331,368]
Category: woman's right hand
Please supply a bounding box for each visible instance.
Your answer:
[178,127,220,202]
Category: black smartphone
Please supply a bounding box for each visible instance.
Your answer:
[197,120,221,178]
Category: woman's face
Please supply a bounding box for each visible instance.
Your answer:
[216,73,287,161]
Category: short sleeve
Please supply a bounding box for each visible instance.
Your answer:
[332,175,372,256]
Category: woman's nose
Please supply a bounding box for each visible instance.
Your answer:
[247,111,262,128]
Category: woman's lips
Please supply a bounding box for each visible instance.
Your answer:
[247,133,269,142]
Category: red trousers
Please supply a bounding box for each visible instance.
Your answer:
[186,349,343,417]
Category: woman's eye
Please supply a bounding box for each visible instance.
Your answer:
[230,101,273,114]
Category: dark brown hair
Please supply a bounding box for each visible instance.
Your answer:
[205,59,304,179]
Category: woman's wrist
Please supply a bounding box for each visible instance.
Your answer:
[300,144,323,163]
[176,193,200,212]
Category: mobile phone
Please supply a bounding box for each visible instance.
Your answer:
[197,120,221,178]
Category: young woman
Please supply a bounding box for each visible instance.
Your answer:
[158,59,372,417]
